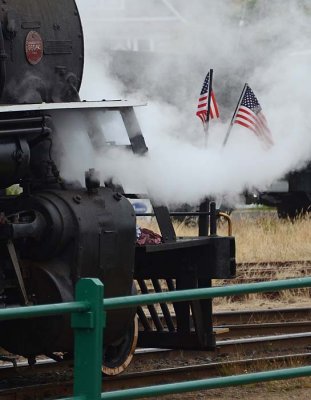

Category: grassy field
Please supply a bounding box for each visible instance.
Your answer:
[139,212,311,309]
[139,211,311,263]
[219,213,311,263]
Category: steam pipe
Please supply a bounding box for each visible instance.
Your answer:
[0,116,51,126]
[0,20,7,98]
[0,126,52,137]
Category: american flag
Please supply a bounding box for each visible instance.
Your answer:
[234,85,274,147]
[196,72,219,124]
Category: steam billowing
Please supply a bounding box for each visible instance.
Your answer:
[69,0,311,206]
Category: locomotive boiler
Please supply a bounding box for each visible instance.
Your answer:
[0,0,235,376]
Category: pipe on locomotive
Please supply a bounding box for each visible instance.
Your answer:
[0,20,7,98]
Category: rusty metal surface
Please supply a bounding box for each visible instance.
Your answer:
[213,307,311,325]
[216,321,311,339]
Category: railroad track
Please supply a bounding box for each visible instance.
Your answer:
[132,332,311,362]
[136,307,311,366]
[104,352,311,391]
[213,306,311,324]
[221,278,311,286]
[142,307,311,332]
[237,260,311,269]
[1,351,310,399]
[233,260,311,283]
[1,304,310,399]
[139,260,311,295]
[236,260,311,277]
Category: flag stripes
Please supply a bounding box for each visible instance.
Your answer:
[196,71,219,124]
[233,85,274,147]
[210,91,219,119]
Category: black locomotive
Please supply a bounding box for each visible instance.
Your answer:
[0,0,235,375]
[258,164,311,219]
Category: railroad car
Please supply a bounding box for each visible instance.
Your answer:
[0,0,235,375]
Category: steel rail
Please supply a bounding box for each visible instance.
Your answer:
[213,306,311,324]
[237,260,311,268]
[0,353,310,399]
[132,332,311,362]
[215,331,311,354]
[221,277,311,284]
[215,321,311,339]
[104,352,311,391]
[142,308,311,335]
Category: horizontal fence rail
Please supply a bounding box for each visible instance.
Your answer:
[0,277,310,400]
[0,301,89,321]
[103,277,311,310]
[99,366,311,400]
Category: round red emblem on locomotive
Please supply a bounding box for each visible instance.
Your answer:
[25,31,43,65]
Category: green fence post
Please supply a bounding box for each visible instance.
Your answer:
[71,278,104,400]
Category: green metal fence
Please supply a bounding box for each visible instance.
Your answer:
[0,277,310,399]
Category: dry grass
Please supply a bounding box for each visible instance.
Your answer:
[139,212,311,263]
[219,357,311,390]
[138,212,311,309]
[225,214,311,263]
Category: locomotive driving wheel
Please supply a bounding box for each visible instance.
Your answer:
[102,315,138,376]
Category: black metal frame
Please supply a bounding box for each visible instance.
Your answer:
[114,106,236,350]
[134,212,235,350]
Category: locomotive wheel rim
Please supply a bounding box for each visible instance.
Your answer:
[102,315,138,376]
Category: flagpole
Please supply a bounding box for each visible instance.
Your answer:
[204,68,213,146]
[202,69,213,231]
[222,82,248,147]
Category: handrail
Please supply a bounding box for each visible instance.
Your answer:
[103,277,311,310]
[0,276,310,400]
[0,300,89,321]
[99,366,311,399]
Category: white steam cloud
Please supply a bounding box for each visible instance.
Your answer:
[69,0,311,206]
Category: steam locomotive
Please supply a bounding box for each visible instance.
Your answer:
[0,0,235,375]
[258,164,311,219]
